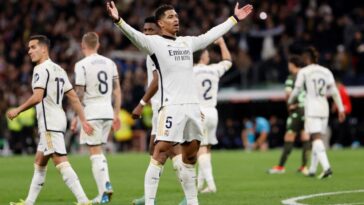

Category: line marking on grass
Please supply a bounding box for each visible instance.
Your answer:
[281,189,364,205]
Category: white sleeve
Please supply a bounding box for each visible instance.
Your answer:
[189,17,238,52]
[328,73,344,112]
[74,63,86,86]
[216,60,232,77]
[115,19,153,54]
[64,74,73,93]
[288,70,304,104]
[32,67,48,90]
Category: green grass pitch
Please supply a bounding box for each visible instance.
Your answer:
[0,149,363,205]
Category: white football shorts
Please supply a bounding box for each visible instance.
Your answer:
[200,107,218,146]
[305,117,328,134]
[156,104,203,143]
[37,131,67,156]
[80,120,113,145]
[151,106,159,136]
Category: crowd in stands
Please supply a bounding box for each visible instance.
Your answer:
[1,0,364,154]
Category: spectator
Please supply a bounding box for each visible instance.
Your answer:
[241,116,270,151]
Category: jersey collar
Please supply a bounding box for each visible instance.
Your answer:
[161,35,176,41]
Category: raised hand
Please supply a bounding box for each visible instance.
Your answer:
[234,3,253,21]
[106,1,120,22]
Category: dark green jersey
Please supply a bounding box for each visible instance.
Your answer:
[285,74,305,107]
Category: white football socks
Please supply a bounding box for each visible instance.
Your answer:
[313,139,331,171]
[91,154,111,196]
[180,162,198,205]
[197,164,204,191]
[198,153,216,192]
[144,158,163,205]
[172,154,183,181]
[309,150,318,174]
[25,164,47,205]
[56,161,89,203]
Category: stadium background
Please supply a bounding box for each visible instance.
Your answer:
[1,0,364,154]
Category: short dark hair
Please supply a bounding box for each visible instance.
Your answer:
[193,49,206,63]
[29,35,50,49]
[154,4,175,20]
[144,16,157,24]
[303,46,319,64]
[288,55,305,68]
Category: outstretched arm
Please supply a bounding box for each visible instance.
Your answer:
[191,3,253,52]
[106,1,152,54]
[7,89,44,120]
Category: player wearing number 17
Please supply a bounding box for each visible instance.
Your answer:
[73,32,121,204]
[7,35,94,205]
[288,47,346,179]
[106,1,253,205]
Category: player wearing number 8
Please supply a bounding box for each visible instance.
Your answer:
[288,46,345,179]
[193,37,232,193]
[73,32,121,203]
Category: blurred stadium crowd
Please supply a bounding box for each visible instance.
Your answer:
[1,0,364,154]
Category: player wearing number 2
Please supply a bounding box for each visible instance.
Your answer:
[73,32,121,204]
[288,47,345,179]
[193,37,232,193]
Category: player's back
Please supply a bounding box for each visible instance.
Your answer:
[300,64,335,117]
[75,54,117,120]
[193,61,231,107]
[32,59,72,133]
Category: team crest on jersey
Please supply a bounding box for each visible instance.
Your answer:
[34,73,40,83]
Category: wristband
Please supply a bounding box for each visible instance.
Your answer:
[140,99,146,106]
[113,16,121,23]
[233,15,239,22]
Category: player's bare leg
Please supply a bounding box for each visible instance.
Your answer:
[197,145,216,193]
[88,145,113,204]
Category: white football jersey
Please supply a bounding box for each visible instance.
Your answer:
[32,59,73,133]
[294,64,336,117]
[193,61,232,107]
[74,53,119,120]
[146,55,160,109]
[115,16,237,107]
